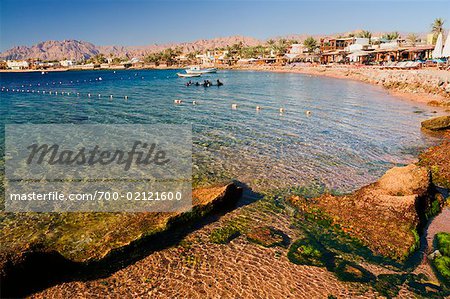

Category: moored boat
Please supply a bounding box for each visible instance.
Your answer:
[185,66,217,74]
[177,73,202,78]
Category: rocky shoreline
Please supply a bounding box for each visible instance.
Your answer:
[225,65,450,108]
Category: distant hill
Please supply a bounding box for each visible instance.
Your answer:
[0,31,427,61]
[0,36,262,61]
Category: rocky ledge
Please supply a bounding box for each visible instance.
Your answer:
[289,164,444,261]
[0,182,243,297]
[422,115,450,131]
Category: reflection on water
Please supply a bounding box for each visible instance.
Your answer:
[0,69,443,192]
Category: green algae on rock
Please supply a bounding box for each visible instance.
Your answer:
[0,183,242,277]
[289,164,442,261]
[246,226,290,248]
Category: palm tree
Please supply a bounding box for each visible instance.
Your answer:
[358,30,372,39]
[407,33,419,46]
[431,18,445,44]
[303,37,318,53]
[432,18,445,35]
[383,32,400,41]
[275,39,289,55]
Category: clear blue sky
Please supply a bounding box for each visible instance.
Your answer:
[0,0,448,51]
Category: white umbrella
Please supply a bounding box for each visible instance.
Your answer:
[432,32,443,58]
[442,31,450,58]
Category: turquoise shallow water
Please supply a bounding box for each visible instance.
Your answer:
[0,69,443,192]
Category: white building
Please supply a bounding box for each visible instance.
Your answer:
[347,38,371,53]
[196,51,214,65]
[7,60,29,70]
[285,44,308,60]
[59,60,74,67]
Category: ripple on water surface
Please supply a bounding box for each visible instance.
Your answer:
[0,70,444,192]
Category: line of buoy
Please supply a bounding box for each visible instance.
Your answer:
[1,88,132,100]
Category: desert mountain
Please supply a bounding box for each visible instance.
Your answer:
[0,36,262,61]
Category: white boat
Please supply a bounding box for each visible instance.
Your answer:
[177,72,202,78]
[185,66,217,74]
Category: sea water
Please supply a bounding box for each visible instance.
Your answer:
[0,69,443,192]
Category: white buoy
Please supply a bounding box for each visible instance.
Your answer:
[306,110,311,115]
[256,106,261,111]
[124,96,128,100]
[232,104,238,109]
[192,101,197,105]
[98,94,101,97]
[49,91,52,94]
[77,92,79,96]
[279,108,285,113]
[110,95,113,99]
[98,77,102,81]
[55,91,58,95]
[88,93,91,97]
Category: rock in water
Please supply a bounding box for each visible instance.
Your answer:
[421,116,450,131]
[289,164,443,261]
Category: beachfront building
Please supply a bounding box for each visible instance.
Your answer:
[320,37,354,52]
[345,38,374,63]
[6,60,29,70]
[320,37,355,64]
[59,60,74,67]
[196,51,215,66]
[285,44,309,62]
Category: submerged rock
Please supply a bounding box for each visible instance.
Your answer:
[289,164,442,261]
[419,134,450,189]
[0,183,243,278]
[246,226,290,247]
[421,115,450,131]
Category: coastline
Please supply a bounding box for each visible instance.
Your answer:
[1,65,449,297]
[3,65,449,109]
[225,65,450,108]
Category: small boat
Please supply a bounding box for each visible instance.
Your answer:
[177,73,202,78]
[185,66,217,74]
